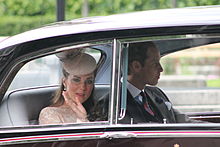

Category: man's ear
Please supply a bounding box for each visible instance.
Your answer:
[131,61,142,72]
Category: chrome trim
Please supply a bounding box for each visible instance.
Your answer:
[2,123,220,145]
[109,39,121,125]
[101,132,137,139]
[190,115,220,119]
[118,34,220,44]
[119,109,126,121]
[102,130,220,138]
[55,40,112,52]
[1,123,220,134]
[3,129,220,145]
[0,132,104,145]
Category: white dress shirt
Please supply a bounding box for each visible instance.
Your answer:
[127,81,144,103]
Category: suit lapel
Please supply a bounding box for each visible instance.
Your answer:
[144,87,176,123]
[126,90,161,123]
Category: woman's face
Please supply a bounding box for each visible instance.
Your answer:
[63,73,95,103]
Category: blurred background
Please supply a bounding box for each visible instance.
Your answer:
[0,0,220,37]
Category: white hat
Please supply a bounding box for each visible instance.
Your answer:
[58,52,97,75]
[56,49,83,61]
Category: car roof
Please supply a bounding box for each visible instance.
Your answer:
[0,5,220,49]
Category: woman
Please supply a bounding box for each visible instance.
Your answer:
[39,51,97,125]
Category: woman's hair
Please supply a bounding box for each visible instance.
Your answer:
[50,68,68,106]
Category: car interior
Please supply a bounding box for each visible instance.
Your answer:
[0,44,111,127]
[0,84,110,126]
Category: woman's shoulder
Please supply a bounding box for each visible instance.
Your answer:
[39,106,62,119]
[40,106,60,114]
[39,106,64,125]
[40,105,72,117]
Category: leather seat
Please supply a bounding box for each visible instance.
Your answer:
[0,85,109,127]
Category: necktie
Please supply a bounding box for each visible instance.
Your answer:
[140,91,154,116]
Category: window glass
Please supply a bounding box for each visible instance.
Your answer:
[9,55,61,91]
[118,36,220,124]
[160,42,220,113]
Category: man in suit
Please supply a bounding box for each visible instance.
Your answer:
[90,41,198,124]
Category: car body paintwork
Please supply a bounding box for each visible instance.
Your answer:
[1,6,220,146]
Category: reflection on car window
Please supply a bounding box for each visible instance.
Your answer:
[118,41,196,124]
[9,55,61,91]
[119,37,220,124]
[160,42,220,113]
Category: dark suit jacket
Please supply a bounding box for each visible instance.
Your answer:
[118,89,165,124]
[91,85,195,124]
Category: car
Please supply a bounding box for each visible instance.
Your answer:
[1,5,220,146]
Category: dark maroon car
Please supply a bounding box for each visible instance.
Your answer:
[1,5,220,147]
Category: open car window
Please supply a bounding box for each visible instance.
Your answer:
[8,48,102,91]
[0,43,112,127]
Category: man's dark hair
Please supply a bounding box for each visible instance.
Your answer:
[128,41,156,74]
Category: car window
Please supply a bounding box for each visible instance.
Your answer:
[118,35,220,124]
[8,49,102,91]
[8,54,61,91]
[160,42,220,113]
[0,43,112,127]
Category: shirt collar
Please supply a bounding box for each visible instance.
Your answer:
[127,81,142,98]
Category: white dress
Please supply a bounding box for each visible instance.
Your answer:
[39,105,88,125]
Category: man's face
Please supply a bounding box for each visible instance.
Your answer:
[139,47,163,86]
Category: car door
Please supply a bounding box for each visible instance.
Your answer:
[0,38,117,146]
